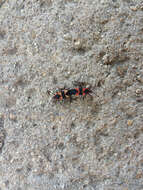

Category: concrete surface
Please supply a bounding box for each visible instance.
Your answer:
[0,0,143,189]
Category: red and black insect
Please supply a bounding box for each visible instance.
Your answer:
[52,82,93,102]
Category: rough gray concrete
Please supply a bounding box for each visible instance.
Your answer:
[0,0,143,189]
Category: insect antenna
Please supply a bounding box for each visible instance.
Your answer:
[47,89,54,95]
[46,89,55,106]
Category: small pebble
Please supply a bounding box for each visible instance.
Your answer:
[9,113,17,121]
[130,6,138,11]
[42,72,47,77]
[74,39,82,49]
[127,120,133,126]
[110,118,117,125]
[136,89,142,95]
[63,33,72,40]
[31,30,36,39]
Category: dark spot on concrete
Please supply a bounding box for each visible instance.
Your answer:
[70,122,75,128]
[116,65,128,77]
[5,96,16,108]
[39,0,52,8]
[3,47,17,55]
[0,116,6,154]
[52,76,58,84]
[27,164,32,172]
[13,75,28,88]
[0,29,5,39]
[4,180,9,187]
[57,142,64,150]
[27,96,31,102]
[16,168,23,173]
[0,116,4,129]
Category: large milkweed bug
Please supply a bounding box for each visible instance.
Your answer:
[48,81,94,103]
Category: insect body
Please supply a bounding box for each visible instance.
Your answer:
[52,82,93,102]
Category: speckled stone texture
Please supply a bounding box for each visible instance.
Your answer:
[0,0,143,189]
